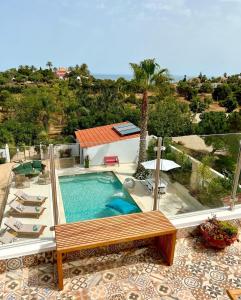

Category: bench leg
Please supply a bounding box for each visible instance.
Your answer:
[156,231,176,265]
[57,251,64,290]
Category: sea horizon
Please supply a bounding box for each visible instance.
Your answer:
[93,73,186,82]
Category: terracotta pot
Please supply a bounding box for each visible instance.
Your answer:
[200,225,237,249]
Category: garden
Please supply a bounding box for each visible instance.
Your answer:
[147,135,240,209]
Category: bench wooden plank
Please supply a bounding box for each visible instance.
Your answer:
[55,211,175,251]
[55,211,177,290]
[227,289,241,300]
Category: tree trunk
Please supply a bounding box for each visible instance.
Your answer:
[134,90,149,179]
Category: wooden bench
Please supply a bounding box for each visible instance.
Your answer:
[227,289,241,300]
[104,156,119,166]
[55,211,177,290]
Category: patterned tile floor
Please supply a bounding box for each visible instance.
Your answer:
[0,234,240,300]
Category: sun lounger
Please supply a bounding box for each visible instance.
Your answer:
[0,231,16,244]
[14,190,47,206]
[4,217,46,237]
[9,200,46,218]
[144,178,168,194]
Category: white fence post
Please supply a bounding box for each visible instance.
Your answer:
[5,144,10,163]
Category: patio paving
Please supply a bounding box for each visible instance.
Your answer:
[0,225,240,299]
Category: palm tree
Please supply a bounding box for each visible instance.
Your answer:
[46,61,53,70]
[130,59,168,179]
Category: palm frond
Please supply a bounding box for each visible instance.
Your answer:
[140,59,159,77]
[130,63,146,82]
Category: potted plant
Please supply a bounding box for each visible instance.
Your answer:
[84,155,90,168]
[199,216,239,249]
[0,156,6,164]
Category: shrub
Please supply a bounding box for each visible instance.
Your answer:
[0,157,6,164]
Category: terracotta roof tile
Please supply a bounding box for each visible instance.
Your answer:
[75,122,140,148]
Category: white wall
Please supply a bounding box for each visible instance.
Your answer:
[83,137,140,166]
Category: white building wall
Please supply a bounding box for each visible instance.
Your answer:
[83,137,140,166]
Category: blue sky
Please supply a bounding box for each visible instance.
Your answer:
[0,0,241,76]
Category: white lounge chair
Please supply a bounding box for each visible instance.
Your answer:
[0,231,16,244]
[4,217,46,237]
[14,190,47,206]
[9,200,46,218]
[144,178,168,194]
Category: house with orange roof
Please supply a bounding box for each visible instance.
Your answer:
[55,67,69,79]
[75,122,142,165]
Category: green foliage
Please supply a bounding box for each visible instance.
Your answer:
[163,148,192,186]
[176,81,198,100]
[202,134,241,178]
[219,221,238,236]
[204,95,213,105]
[212,84,232,101]
[197,177,230,207]
[0,125,14,147]
[3,119,43,145]
[0,62,239,148]
[228,111,241,132]
[198,112,229,134]
[199,82,213,93]
[220,95,238,112]
[148,97,192,137]
[146,138,157,160]
[190,96,208,113]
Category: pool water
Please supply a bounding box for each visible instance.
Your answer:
[59,171,141,223]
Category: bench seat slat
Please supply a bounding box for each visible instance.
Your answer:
[55,211,176,252]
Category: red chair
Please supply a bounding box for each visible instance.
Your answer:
[104,156,119,166]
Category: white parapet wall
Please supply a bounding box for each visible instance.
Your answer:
[83,137,140,166]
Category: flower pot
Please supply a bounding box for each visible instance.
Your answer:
[200,224,238,249]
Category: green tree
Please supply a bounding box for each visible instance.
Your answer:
[198,112,229,134]
[46,61,53,70]
[228,111,241,132]
[0,125,14,146]
[212,84,232,101]
[199,82,213,93]
[176,81,198,100]
[190,96,208,113]
[149,97,192,137]
[220,95,238,113]
[130,59,168,178]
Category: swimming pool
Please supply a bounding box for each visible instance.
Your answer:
[59,171,141,223]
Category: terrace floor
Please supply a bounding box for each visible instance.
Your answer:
[0,168,54,244]
[0,227,240,299]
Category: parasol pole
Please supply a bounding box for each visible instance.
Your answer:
[153,137,162,210]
